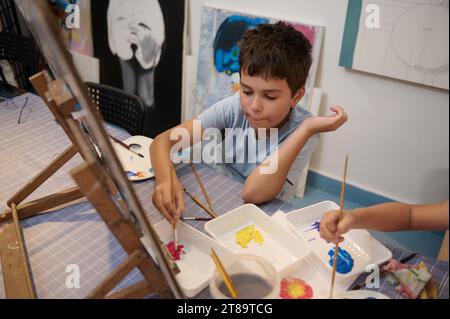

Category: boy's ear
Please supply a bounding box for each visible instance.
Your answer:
[291,88,305,108]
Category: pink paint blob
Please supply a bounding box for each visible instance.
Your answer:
[166,241,185,261]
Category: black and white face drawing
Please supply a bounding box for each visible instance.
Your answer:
[107,0,165,108]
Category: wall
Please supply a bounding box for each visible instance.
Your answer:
[186,0,449,203]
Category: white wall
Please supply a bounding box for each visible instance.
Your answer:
[187,0,449,203]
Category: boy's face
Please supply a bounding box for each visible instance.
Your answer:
[240,72,304,130]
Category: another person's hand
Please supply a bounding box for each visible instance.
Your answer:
[303,106,348,135]
[319,210,357,243]
[152,177,185,224]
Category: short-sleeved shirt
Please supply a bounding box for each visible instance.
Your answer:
[197,93,319,202]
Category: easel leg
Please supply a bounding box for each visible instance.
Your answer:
[0,204,37,298]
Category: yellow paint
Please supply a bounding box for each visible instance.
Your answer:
[236,225,264,248]
[287,282,306,299]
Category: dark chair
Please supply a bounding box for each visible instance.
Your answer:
[0,32,40,91]
[86,82,145,136]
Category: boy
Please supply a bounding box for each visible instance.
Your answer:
[151,22,347,223]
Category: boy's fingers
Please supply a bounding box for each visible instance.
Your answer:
[174,192,185,219]
[337,216,353,235]
[320,211,341,241]
[154,191,173,223]
[162,189,177,218]
[320,221,337,242]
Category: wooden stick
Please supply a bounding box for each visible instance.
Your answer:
[1,186,84,223]
[105,280,152,299]
[7,145,78,207]
[170,168,178,248]
[210,248,238,299]
[329,155,349,299]
[183,188,217,218]
[190,164,217,217]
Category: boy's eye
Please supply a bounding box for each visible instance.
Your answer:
[243,91,253,95]
[265,95,277,101]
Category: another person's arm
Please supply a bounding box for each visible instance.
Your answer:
[320,201,450,243]
[243,106,348,204]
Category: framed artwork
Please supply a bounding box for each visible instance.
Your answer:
[340,0,449,90]
[92,0,186,137]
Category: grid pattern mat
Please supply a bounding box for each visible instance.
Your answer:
[0,94,448,299]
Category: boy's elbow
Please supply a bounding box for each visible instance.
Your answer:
[242,186,277,205]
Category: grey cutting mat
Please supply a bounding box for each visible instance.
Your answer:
[0,93,292,299]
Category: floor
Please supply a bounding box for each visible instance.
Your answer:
[290,185,445,259]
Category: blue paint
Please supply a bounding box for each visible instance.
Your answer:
[328,247,354,274]
[305,221,321,232]
[126,171,137,177]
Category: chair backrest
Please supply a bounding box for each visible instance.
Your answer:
[86,82,145,136]
[0,32,40,90]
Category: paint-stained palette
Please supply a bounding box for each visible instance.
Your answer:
[285,201,393,279]
[111,135,154,181]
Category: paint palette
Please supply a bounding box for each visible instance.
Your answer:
[204,204,311,272]
[111,135,154,181]
[285,201,393,279]
[140,220,233,298]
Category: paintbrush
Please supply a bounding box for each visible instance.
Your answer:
[183,188,217,218]
[329,155,349,299]
[190,164,217,217]
[210,248,239,299]
[180,216,213,221]
[170,168,178,249]
[108,134,144,158]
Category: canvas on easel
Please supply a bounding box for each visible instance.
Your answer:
[0,0,183,299]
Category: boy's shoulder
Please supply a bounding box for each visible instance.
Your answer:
[214,92,241,109]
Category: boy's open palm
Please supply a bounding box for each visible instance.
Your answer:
[304,106,348,134]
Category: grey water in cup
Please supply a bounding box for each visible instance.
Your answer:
[218,273,273,299]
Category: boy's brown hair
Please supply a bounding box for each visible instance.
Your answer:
[238,22,312,96]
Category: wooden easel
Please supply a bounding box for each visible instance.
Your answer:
[0,71,182,299]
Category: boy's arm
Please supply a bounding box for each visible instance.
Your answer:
[150,119,204,222]
[243,106,347,204]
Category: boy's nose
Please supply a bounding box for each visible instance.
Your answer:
[250,97,263,114]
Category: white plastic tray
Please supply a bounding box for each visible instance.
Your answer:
[285,201,393,279]
[112,135,154,181]
[204,204,311,272]
[141,220,234,298]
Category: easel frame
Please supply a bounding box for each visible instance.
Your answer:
[0,0,184,299]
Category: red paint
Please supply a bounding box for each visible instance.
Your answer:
[280,277,313,299]
[166,241,185,261]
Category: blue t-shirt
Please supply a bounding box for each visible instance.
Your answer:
[197,93,319,202]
